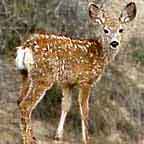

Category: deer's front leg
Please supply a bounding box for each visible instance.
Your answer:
[55,85,72,140]
[78,83,91,144]
[18,80,49,144]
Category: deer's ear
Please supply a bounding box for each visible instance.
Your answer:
[88,3,105,24]
[120,2,137,23]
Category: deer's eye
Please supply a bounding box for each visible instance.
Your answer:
[104,29,109,34]
[119,28,124,33]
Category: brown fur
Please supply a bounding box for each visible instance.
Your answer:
[18,33,106,144]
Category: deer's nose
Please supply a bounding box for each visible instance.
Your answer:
[110,41,119,48]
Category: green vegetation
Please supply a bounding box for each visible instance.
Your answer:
[129,37,144,64]
[132,50,144,64]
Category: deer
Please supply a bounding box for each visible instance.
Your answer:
[16,2,136,144]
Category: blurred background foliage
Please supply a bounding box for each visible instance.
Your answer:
[0,0,144,144]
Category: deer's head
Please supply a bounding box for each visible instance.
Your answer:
[89,2,137,50]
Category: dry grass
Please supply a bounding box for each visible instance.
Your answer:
[0,0,144,144]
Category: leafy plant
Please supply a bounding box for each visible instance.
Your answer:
[132,50,144,64]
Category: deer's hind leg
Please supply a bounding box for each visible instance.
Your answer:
[55,84,72,141]
[18,78,53,144]
[17,70,30,105]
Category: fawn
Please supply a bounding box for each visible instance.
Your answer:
[16,2,136,144]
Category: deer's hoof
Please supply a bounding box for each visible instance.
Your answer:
[54,135,63,141]
[29,136,37,144]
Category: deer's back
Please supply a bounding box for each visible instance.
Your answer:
[16,34,106,85]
